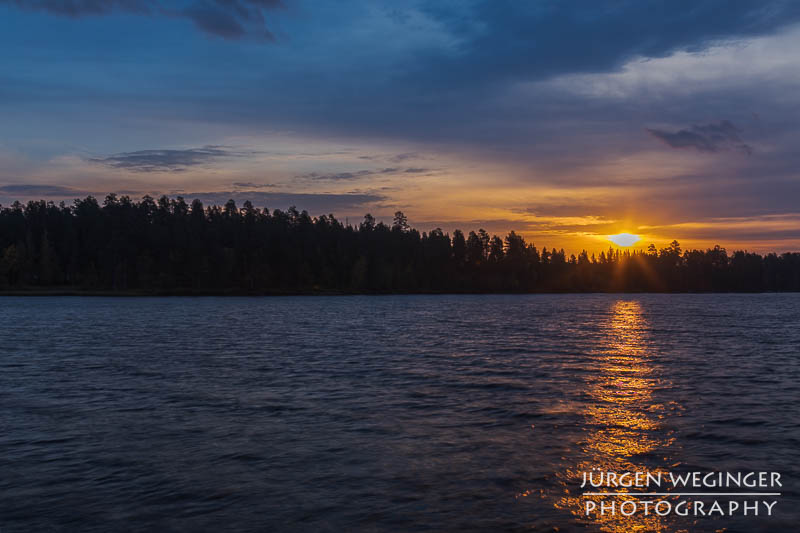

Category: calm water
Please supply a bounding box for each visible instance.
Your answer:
[1,294,799,532]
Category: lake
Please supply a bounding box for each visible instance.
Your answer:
[1,294,799,531]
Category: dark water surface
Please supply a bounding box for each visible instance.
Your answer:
[1,294,799,532]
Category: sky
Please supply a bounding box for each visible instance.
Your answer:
[2,0,800,253]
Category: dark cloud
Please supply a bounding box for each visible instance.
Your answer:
[0,0,283,40]
[1,0,152,17]
[647,120,753,154]
[89,146,248,172]
[6,1,799,153]
[389,152,422,163]
[182,5,247,39]
[295,167,431,181]
[421,1,800,86]
[358,152,427,163]
[250,1,800,149]
[297,170,378,181]
[232,181,275,189]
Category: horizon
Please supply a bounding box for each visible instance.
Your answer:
[6,191,799,295]
[1,193,787,258]
[0,193,800,264]
[3,1,800,254]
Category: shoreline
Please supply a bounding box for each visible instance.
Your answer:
[1,288,796,297]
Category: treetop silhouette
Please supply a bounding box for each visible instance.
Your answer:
[1,196,799,293]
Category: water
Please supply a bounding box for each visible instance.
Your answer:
[1,294,799,532]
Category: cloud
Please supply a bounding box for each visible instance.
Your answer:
[637,214,800,247]
[297,169,380,181]
[647,120,753,154]
[89,146,249,172]
[1,0,152,17]
[232,181,275,189]
[6,1,800,152]
[525,203,614,219]
[389,152,423,163]
[421,1,800,86]
[295,167,432,181]
[0,0,283,40]
[182,5,247,39]
[358,152,429,163]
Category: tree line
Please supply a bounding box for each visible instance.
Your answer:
[1,195,799,293]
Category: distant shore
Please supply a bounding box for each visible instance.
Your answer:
[4,198,800,294]
[1,287,795,297]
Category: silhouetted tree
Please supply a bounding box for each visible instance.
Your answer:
[392,211,409,232]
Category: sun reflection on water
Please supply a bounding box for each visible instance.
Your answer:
[551,300,679,532]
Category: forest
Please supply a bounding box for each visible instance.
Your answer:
[1,195,799,293]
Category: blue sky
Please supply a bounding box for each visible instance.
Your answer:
[2,0,800,251]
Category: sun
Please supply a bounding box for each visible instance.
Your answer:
[608,233,640,247]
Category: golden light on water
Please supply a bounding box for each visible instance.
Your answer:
[608,233,640,247]
[550,300,681,532]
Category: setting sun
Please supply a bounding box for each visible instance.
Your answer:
[608,233,641,247]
